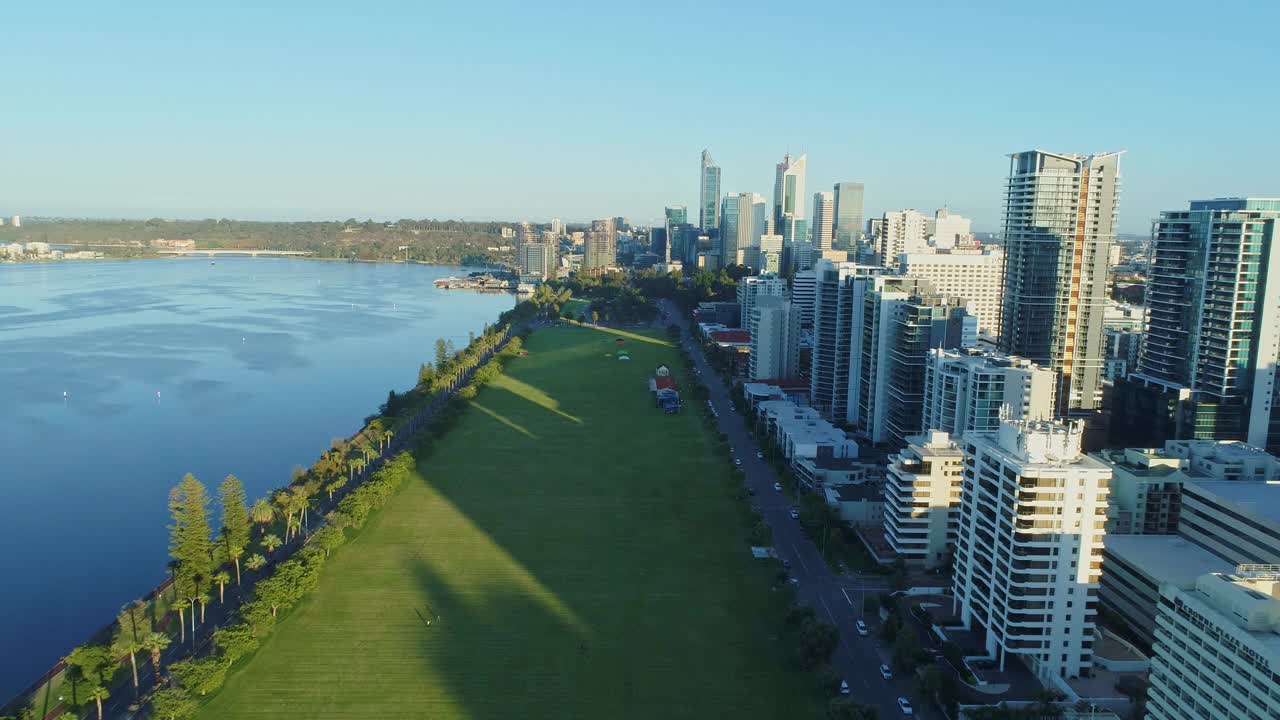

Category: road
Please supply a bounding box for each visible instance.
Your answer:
[660,300,930,719]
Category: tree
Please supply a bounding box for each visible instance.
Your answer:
[64,644,119,712]
[142,631,170,682]
[149,687,197,720]
[435,338,450,369]
[794,617,839,669]
[170,657,227,696]
[826,698,879,720]
[251,497,273,534]
[168,474,213,614]
[112,601,149,693]
[245,553,267,572]
[86,685,110,720]
[591,310,599,324]
[418,362,435,387]
[218,475,251,585]
[262,533,282,555]
[211,623,259,665]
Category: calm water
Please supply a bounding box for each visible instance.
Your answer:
[0,258,513,696]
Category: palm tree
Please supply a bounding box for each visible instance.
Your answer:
[87,684,109,720]
[382,429,393,452]
[288,486,311,538]
[244,553,266,573]
[111,633,142,694]
[175,601,186,644]
[262,533,282,556]
[197,593,210,624]
[213,571,230,604]
[251,498,273,536]
[142,632,170,682]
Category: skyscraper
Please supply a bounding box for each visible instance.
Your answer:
[899,247,1005,338]
[518,242,553,279]
[699,150,721,231]
[749,297,800,381]
[810,260,884,422]
[921,348,1055,439]
[953,418,1110,681]
[583,218,617,271]
[876,209,930,267]
[720,193,753,267]
[832,182,864,248]
[1119,198,1280,450]
[773,153,807,230]
[999,150,1122,412]
[812,191,834,250]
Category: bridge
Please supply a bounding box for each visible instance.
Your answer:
[155,249,314,257]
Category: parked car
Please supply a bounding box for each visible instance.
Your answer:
[734,458,742,465]
[773,482,783,492]
[856,619,868,636]
[789,507,799,520]
[879,664,893,680]
[839,680,850,696]
[756,451,764,459]
[897,697,913,715]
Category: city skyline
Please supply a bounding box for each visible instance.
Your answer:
[3,3,1277,233]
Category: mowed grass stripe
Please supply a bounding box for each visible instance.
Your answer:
[199,325,822,719]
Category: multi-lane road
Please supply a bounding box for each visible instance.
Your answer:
[660,300,933,719]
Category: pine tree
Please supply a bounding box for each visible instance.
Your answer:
[168,474,213,605]
[218,475,250,585]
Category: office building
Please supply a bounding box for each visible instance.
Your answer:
[812,191,834,250]
[953,418,1111,680]
[754,233,784,274]
[1000,150,1122,412]
[699,149,721,232]
[650,227,668,261]
[550,217,562,236]
[773,153,807,230]
[899,247,1005,337]
[737,274,786,326]
[517,242,554,280]
[749,297,801,381]
[1147,568,1280,720]
[883,430,965,568]
[1179,480,1280,565]
[928,208,973,250]
[1118,198,1280,451]
[720,192,756,267]
[877,209,930,267]
[664,205,688,259]
[833,182,865,247]
[583,218,617,271]
[922,348,1055,441]
[790,270,816,329]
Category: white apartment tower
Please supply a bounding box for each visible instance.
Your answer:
[748,297,800,381]
[922,348,1055,439]
[884,430,965,568]
[899,247,1005,338]
[877,209,930,268]
[811,191,834,250]
[953,418,1111,680]
[736,275,786,327]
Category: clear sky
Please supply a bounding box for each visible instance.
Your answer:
[3,0,1277,233]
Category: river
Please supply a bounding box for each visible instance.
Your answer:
[0,257,514,697]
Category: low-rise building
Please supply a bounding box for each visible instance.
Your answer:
[1179,480,1280,565]
[824,483,884,527]
[794,453,881,492]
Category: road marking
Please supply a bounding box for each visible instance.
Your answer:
[842,588,854,608]
[792,544,810,574]
[819,594,837,624]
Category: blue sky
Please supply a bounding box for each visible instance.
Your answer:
[2,1,1277,233]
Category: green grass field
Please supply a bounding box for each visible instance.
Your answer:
[199,325,823,719]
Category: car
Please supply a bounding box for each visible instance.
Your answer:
[789,508,799,520]
[879,664,893,680]
[773,482,783,492]
[855,619,868,636]
[787,578,799,586]
[839,680,850,696]
[897,697,913,715]
[756,451,763,459]
[782,559,791,569]
[734,458,742,465]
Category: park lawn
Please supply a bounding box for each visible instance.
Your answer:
[199,325,824,720]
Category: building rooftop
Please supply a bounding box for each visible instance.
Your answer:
[709,330,750,344]
[830,484,882,502]
[1104,535,1234,588]
[1185,480,1280,525]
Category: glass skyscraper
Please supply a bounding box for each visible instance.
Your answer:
[699,150,721,231]
[833,182,865,247]
[773,153,806,230]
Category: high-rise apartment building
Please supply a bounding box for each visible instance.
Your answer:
[884,430,965,568]
[749,297,800,381]
[736,275,787,327]
[550,217,563,236]
[877,209,930,267]
[833,182,865,248]
[583,218,617,271]
[929,208,973,250]
[922,348,1055,440]
[1147,568,1280,720]
[812,191,834,250]
[811,260,884,421]
[953,418,1111,680]
[1119,198,1280,451]
[699,149,721,232]
[899,247,1005,338]
[720,192,759,267]
[790,270,816,329]
[883,293,977,447]
[999,150,1122,412]
[518,242,554,280]
[773,153,807,230]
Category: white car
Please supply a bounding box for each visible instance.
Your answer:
[756,451,763,459]
[879,664,893,680]
[897,697,913,715]
[773,482,783,492]
[789,508,799,520]
[855,619,868,636]
[734,458,742,465]
[839,680,850,696]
